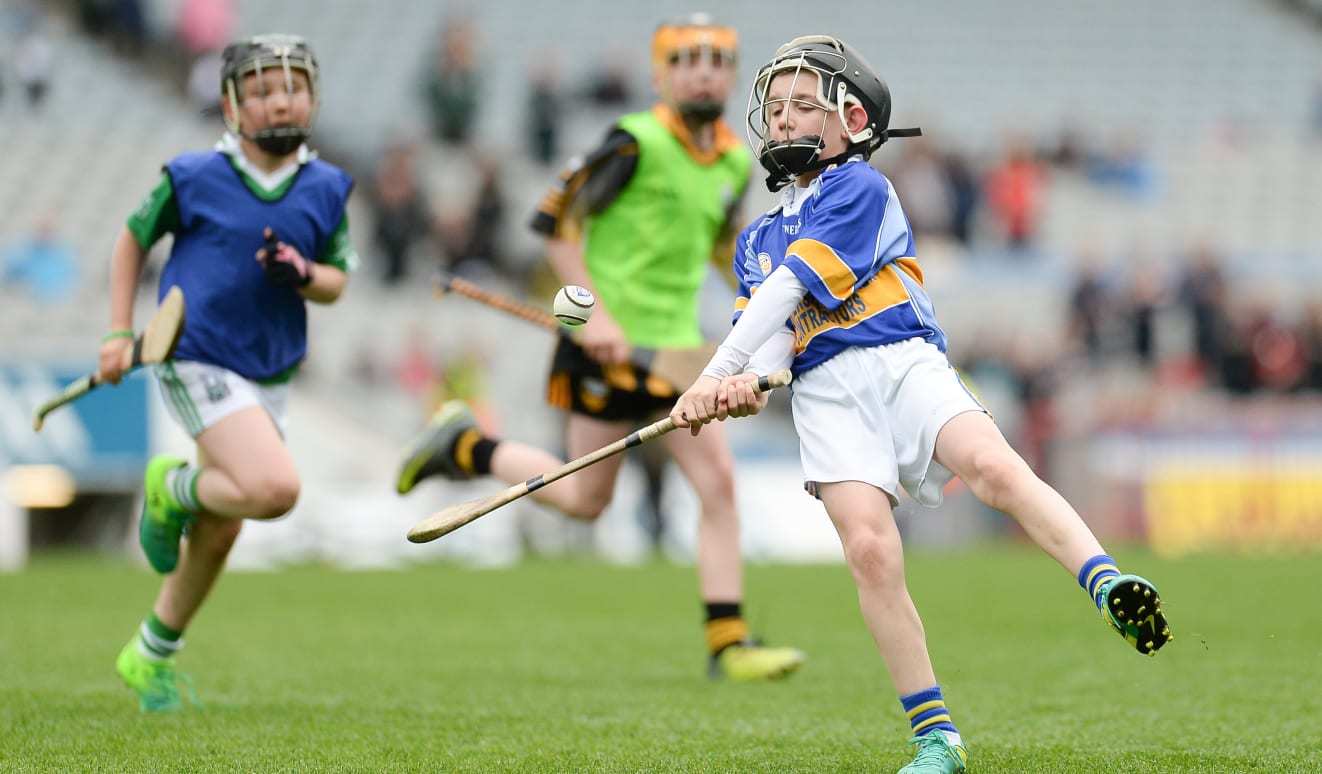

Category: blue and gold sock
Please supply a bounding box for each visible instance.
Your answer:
[900,685,961,743]
[1078,554,1121,611]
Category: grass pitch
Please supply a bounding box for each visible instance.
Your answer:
[2,546,1319,773]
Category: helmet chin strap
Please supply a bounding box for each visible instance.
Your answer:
[677,100,725,123]
[758,136,857,192]
[759,126,924,191]
[249,126,311,157]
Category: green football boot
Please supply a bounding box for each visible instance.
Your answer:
[709,641,806,682]
[139,454,194,574]
[897,731,967,774]
[396,400,480,494]
[116,641,183,713]
[1099,573,1173,656]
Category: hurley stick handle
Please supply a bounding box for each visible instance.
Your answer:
[406,368,793,543]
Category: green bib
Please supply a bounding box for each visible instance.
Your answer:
[583,111,751,348]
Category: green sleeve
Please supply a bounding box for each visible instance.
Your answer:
[321,212,359,273]
[126,173,179,250]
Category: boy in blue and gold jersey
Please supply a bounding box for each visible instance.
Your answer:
[671,35,1172,774]
[95,34,356,712]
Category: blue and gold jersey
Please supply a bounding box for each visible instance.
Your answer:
[733,158,945,375]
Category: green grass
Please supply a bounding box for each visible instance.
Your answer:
[2,546,1320,772]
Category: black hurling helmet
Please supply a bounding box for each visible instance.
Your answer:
[221,33,320,156]
[747,35,920,191]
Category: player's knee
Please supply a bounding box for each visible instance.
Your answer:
[245,476,301,519]
[686,452,737,512]
[842,529,903,588]
[567,489,611,521]
[702,463,738,506]
[964,447,1032,511]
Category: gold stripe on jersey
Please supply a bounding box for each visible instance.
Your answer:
[731,282,758,314]
[894,257,925,285]
[786,238,860,302]
[790,264,913,352]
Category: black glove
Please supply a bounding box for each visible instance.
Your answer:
[257,228,313,287]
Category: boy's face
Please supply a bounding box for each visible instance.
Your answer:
[658,46,736,118]
[763,70,850,160]
[230,67,314,138]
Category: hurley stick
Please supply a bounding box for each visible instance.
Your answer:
[32,286,186,431]
[406,368,793,543]
[434,273,717,389]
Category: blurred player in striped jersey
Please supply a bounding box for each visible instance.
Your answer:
[398,13,804,682]
[96,34,357,712]
[670,35,1173,774]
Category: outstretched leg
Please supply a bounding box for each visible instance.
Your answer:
[934,410,1172,655]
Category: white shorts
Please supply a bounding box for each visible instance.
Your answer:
[154,361,291,439]
[791,338,985,508]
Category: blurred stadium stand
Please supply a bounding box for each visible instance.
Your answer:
[3,0,1321,568]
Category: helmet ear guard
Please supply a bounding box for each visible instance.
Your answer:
[220,33,320,155]
[747,35,920,191]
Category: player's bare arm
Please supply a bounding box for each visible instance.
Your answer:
[534,128,639,367]
[544,237,629,366]
[98,226,151,385]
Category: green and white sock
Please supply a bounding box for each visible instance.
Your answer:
[136,613,184,661]
[165,465,203,513]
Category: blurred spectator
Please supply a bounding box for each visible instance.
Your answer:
[1217,300,1256,395]
[1302,301,1322,391]
[394,324,438,397]
[103,0,147,59]
[526,56,563,166]
[1126,269,1166,368]
[370,139,433,285]
[1243,302,1308,392]
[1312,72,1322,139]
[1177,243,1230,376]
[176,0,233,116]
[584,50,633,107]
[77,0,113,36]
[437,156,506,277]
[943,149,980,247]
[422,16,480,145]
[1087,128,1155,200]
[185,50,223,116]
[466,156,506,269]
[2,214,80,304]
[884,135,952,242]
[13,24,53,108]
[176,0,234,59]
[1044,118,1089,171]
[983,133,1047,250]
[1066,260,1108,362]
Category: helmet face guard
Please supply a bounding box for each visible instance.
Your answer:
[747,35,920,191]
[652,13,737,123]
[221,34,320,156]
